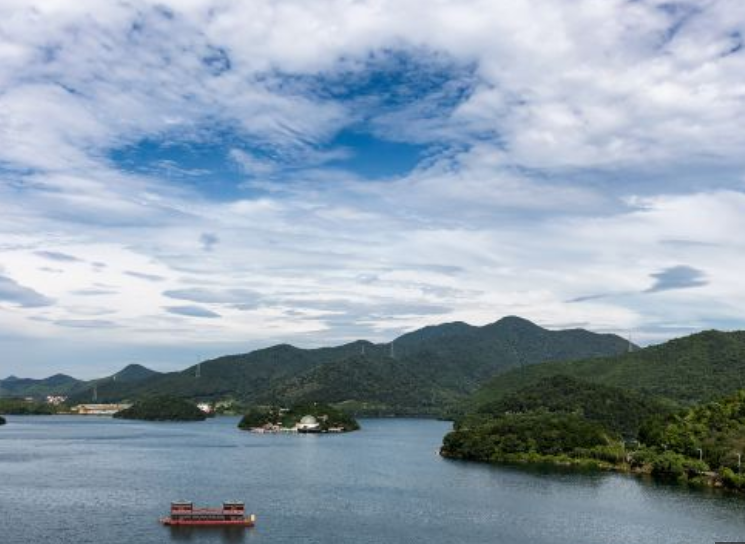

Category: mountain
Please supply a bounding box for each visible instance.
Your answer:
[109,364,160,383]
[470,330,745,409]
[1,364,159,400]
[68,316,631,415]
[0,373,85,398]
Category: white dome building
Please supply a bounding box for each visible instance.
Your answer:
[297,415,321,433]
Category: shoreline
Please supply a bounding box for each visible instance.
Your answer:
[439,449,740,495]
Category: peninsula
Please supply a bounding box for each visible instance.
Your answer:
[442,331,745,493]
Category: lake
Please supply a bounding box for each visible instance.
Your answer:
[1,416,744,544]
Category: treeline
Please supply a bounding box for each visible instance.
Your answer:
[442,375,745,491]
[0,398,57,415]
[113,396,207,421]
[443,376,664,466]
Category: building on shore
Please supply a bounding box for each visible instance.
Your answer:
[72,403,132,415]
[196,402,212,414]
[297,415,321,433]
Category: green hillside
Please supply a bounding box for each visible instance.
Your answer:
[0,364,160,400]
[443,376,669,462]
[69,343,342,404]
[110,364,160,383]
[257,353,464,415]
[443,330,745,491]
[473,375,671,437]
[68,316,631,415]
[0,374,87,398]
[471,330,745,409]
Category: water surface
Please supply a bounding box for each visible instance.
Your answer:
[1,416,743,543]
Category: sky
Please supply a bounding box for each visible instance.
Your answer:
[2,0,745,378]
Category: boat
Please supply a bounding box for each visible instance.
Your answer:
[160,501,256,527]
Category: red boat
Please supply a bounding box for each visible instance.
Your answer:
[160,501,256,527]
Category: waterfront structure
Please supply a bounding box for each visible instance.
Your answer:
[46,395,68,406]
[72,403,132,415]
[196,402,212,414]
[297,415,321,433]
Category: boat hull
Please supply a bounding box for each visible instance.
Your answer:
[161,517,255,527]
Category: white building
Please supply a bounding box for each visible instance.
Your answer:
[297,415,321,432]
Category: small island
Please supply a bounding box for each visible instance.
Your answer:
[238,403,360,433]
[113,396,207,422]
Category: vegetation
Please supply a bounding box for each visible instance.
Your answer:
[0,364,160,400]
[67,316,630,416]
[443,411,614,464]
[470,330,745,409]
[0,374,86,399]
[635,390,745,485]
[442,376,660,465]
[0,398,56,415]
[0,415,5,425]
[238,403,360,432]
[112,396,207,421]
[473,375,671,437]
[444,371,745,492]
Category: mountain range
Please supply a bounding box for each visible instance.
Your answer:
[1,316,632,415]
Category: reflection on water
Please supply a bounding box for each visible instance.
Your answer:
[2,416,745,544]
[168,526,250,543]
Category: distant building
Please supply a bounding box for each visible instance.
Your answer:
[297,415,321,433]
[197,403,212,414]
[46,395,68,406]
[72,403,132,415]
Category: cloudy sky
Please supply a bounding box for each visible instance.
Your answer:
[1,0,745,378]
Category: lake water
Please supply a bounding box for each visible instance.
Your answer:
[1,416,744,544]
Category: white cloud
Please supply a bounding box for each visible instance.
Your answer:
[2,0,745,376]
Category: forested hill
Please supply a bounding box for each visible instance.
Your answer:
[0,373,86,398]
[470,330,745,409]
[66,316,631,415]
[0,364,160,399]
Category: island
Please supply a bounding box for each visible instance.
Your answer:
[238,403,360,433]
[112,396,207,422]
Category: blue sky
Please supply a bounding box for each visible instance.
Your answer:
[2,0,745,378]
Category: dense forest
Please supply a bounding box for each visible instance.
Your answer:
[443,376,663,465]
[112,396,207,422]
[443,370,745,491]
[470,330,745,408]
